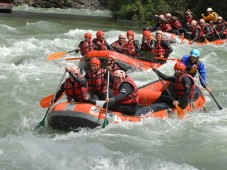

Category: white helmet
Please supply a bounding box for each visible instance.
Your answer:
[191,20,197,26]
[156,30,163,35]
[113,70,126,81]
[165,13,171,17]
[217,16,223,20]
[199,19,205,24]
[207,8,213,12]
[71,65,80,75]
[119,34,126,39]
[159,14,165,19]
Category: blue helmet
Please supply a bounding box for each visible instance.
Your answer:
[190,49,200,57]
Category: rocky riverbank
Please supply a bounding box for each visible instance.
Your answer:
[13,0,106,10]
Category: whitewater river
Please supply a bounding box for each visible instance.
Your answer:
[0,5,227,170]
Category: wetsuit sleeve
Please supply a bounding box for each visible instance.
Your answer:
[53,83,65,103]
[198,62,207,88]
[156,70,176,82]
[77,41,83,48]
[191,28,200,42]
[68,72,87,87]
[133,40,141,53]
[161,41,173,58]
[205,25,211,36]
[178,76,192,104]
[109,83,134,103]
[152,23,159,32]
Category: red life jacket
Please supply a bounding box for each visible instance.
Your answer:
[169,17,182,29]
[191,25,204,38]
[64,77,88,102]
[81,40,94,56]
[160,22,172,32]
[93,38,106,50]
[111,40,125,53]
[141,39,153,52]
[186,15,193,25]
[152,40,166,57]
[87,68,107,93]
[174,73,195,100]
[124,39,137,56]
[216,22,227,34]
[112,76,139,105]
[201,23,214,34]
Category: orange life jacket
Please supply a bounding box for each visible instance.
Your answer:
[124,39,137,56]
[174,73,195,100]
[64,77,88,102]
[112,76,139,105]
[141,39,154,52]
[201,23,214,34]
[93,38,106,50]
[111,40,125,53]
[87,68,107,94]
[81,40,94,56]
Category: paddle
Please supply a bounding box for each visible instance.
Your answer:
[154,57,180,62]
[153,69,186,118]
[197,71,223,110]
[40,92,65,108]
[102,71,110,128]
[48,50,76,61]
[64,57,82,61]
[35,71,66,129]
[48,45,95,61]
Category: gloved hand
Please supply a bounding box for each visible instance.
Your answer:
[75,49,79,53]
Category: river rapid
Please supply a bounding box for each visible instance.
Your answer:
[0,5,227,170]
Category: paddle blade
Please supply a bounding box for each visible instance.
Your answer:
[40,94,54,108]
[176,105,186,118]
[48,52,68,60]
[35,118,45,129]
[102,118,109,128]
[40,92,65,108]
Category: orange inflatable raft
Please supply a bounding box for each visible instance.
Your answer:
[163,32,227,46]
[79,50,162,72]
[47,80,206,131]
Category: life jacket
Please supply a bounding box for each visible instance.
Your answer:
[64,77,88,102]
[186,14,194,25]
[160,22,172,32]
[111,40,125,53]
[81,40,94,56]
[201,23,214,35]
[151,40,166,57]
[216,22,227,34]
[141,39,154,52]
[124,39,137,56]
[169,17,182,29]
[174,73,195,100]
[191,25,204,38]
[112,76,139,105]
[87,68,107,94]
[93,38,106,50]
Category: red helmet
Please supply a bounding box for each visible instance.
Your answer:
[113,70,126,81]
[96,30,104,38]
[127,30,134,37]
[90,57,101,67]
[143,30,151,37]
[71,65,80,75]
[84,33,92,39]
[174,62,186,71]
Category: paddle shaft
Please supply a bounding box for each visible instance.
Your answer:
[36,71,66,128]
[197,71,223,110]
[102,71,110,128]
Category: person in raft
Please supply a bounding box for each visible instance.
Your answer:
[92,30,113,50]
[75,32,95,56]
[152,62,195,109]
[105,70,139,115]
[180,49,211,92]
[105,54,128,75]
[84,57,110,100]
[50,65,89,105]
[111,34,127,53]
